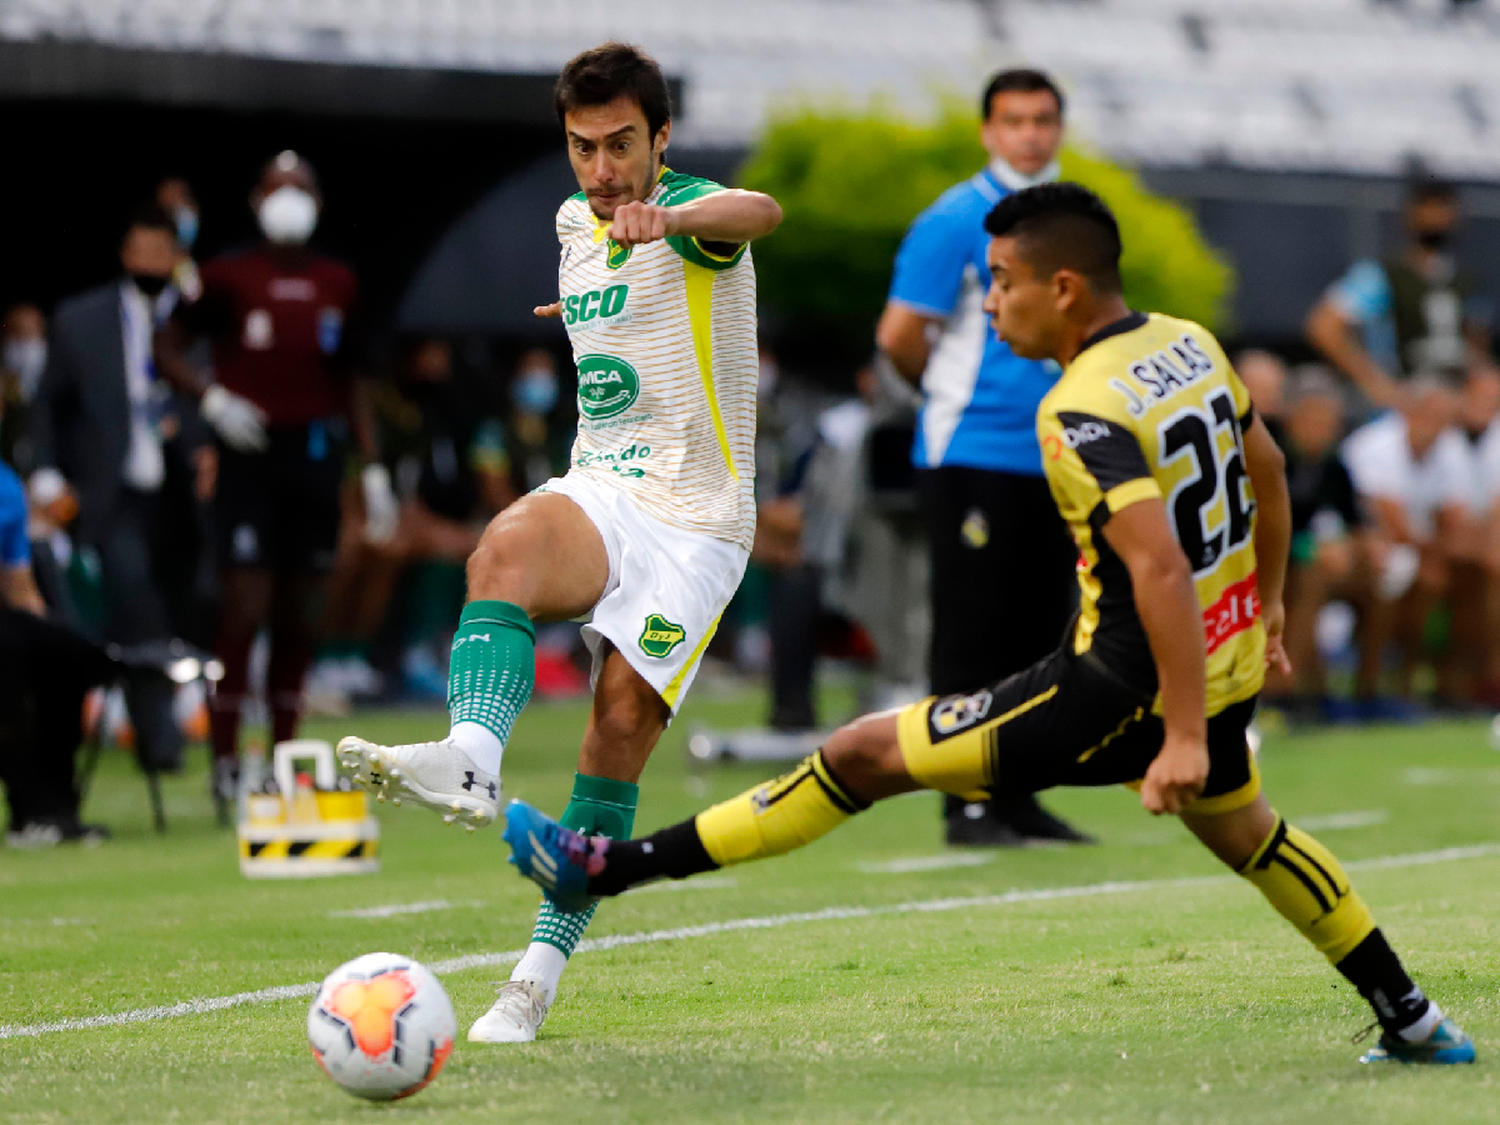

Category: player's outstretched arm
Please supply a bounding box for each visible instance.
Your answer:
[1241,414,1292,675]
[609,189,782,248]
[1305,296,1403,410]
[1102,499,1209,816]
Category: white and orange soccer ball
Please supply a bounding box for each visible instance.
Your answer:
[307,953,456,1100]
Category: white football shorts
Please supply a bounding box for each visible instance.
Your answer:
[536,471,749,714]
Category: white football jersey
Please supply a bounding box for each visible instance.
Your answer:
[555,168,758,550]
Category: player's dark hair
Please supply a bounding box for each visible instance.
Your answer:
[259,149,321,194]
[1407,177,1457,206]
[981,68,1065,120]
[555,42,673,140]
[983,183,1122,292]
[120,201,179,246]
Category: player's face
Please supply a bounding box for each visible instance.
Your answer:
[983,235,1063,360]
[981,90,1063,177]
[1288,393,1342,458]
[119,226,178,279]
[1405,385,1456,453]
[1406,197,1458,249]
[565,96,670,220]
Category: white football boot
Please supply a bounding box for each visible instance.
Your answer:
[336,736,500,829]
[468,981,549,1043]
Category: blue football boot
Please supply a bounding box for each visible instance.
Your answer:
[502,800,598,913]
[1359,1017,1476,1065]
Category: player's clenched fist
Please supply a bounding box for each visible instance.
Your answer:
[609,201,678,247]
[1140,731,1209,815]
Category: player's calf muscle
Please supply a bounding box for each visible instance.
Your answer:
[1182,794,1278,869]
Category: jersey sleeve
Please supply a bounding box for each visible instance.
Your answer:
[1328,259,1392,325]
[1327,458,1364,528]
[660,176,748,272]
[0,473,30,568]
[178,256,235,337]
[887,205,971,318]
[1433,432,1480,510]
[1038,404,1162,531]
[1340,423,1405,501]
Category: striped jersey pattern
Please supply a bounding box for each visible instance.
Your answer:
[556,168,759,550]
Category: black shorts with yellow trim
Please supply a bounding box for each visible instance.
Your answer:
[895,647,1259,815]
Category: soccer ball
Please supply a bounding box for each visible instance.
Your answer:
[307,952,456,1100]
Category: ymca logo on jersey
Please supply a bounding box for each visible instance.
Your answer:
[576,354,640,421]
[639,614,686,659]
[563,284,631,331]
[930,689,994,736]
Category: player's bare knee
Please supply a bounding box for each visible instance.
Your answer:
[822,716,906,799]
[466,518,539,609]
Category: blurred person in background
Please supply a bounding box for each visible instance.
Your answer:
[510,348,572,492]
[1,303,48,471]
[1456,366,1500,704]
[826,359,930,712]
[314,337,515,704]
[28,203,187,774]
[1260,369,1371,722]
[156,151,387,809]
[1340,376,1476,715]
[751,356,833,731]
[875,67,1089,846]
[1235,349,1288,428]
[1307,178,1491,412]
[155,177,203,303]
[0,456,118,846]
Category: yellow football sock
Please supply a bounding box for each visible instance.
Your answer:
[694,751,866,868]
[1237,815,1376,964]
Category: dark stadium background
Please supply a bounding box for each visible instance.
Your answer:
[4,38,1498,361]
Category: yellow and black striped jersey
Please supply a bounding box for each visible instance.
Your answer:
[1036,311,1266,716]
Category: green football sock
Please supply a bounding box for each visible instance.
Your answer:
[531,773,639,957]
[446,600,535,774]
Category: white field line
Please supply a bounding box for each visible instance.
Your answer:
[1295,810,1388,832]
[1403,768,1500,785]
[3,840,1498,1042]
[858,853,996,874]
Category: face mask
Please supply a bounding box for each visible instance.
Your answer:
[1415,227,1451,251]
[3,338,46,398]
[515,369,558,415]
[174,207,199,250]
[258,185,319,245]
[989,156,1061,192]
[130,272,171,298]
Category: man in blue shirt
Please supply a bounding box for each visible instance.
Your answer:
[0,460,117,845]
[876,69,1091,846]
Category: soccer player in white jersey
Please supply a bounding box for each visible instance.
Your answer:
[337,42,781,1042]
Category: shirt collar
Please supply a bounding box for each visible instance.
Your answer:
[1074,311,1149,361]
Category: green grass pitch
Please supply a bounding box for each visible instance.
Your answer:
[2,689,1498,1124]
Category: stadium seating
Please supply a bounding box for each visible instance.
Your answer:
[2,0,1497,175]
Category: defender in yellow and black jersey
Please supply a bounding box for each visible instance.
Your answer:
[504,183,1474,1065]
[1038,310,1266,717]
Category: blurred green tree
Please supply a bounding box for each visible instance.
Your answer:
[737,100,1233,376]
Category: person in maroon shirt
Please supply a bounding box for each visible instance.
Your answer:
[158,151,392,810]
